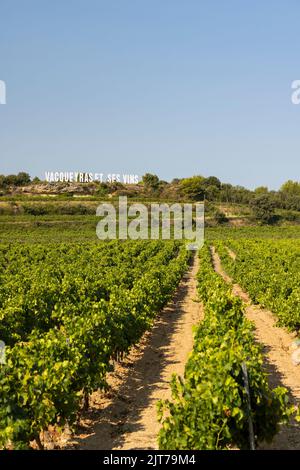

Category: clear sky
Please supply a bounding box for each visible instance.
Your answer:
[0,0,299,189]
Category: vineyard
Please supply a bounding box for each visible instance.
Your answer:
[158,244,290,450]
[215,239,300,330]
[2,0,300,458]
[0,224,300,450]
[0,240,190,448]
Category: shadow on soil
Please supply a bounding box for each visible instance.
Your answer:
[257,343,300,450]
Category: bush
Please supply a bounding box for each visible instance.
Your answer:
[212,208,228,224]
[250,195,277,224]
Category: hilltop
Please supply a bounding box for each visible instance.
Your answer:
[1,172,300,226]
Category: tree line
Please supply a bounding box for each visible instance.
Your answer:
[142,173,300,211]
[1,172,300,222]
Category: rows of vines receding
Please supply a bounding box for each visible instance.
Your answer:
[0,240,190,449]
[157,244,291,450]
[215,239,300,331]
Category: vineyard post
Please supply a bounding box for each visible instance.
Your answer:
[241,362,255,450]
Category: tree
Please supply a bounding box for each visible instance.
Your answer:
[254,186,268,194]
[220,183,233,203]
[204,185,220,201]
[142,173,160,191]
[4,174,18,186]
[16,172,31,185]
[96,182,109,197]
[250,195,277,224]
[280,180,300,196]
[202,176,221,189]
[2,172,31,186]
[0,175,6,188]
[32,176,41,184]
[179,176,205,200]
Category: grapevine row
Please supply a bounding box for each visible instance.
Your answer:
[216,239,300,330]
[158,244,290,450]
[0,240,190,449]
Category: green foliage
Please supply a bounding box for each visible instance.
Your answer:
[22,203,96,216]
[216,238,300,330]
[179,176,205,200]
[250,194,277,224]
[179,176,223,201]
[280,180,300,196]
[202,176,221,189]
[32,177,41,184]
[0,172,299,215]
[254,186,268,195]
[96,182,109,197]
[142,173,160,191]
[295,406,300,423]
[0,173,31,187]
[206,226,300,241]
[211,208,228,224]
[0,240,190,448]
[158,244,290,450]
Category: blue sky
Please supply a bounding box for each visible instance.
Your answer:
[0,0,299,189]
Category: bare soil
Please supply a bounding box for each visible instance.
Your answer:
[226,246,237,261]
[211,246,300,450]
[68,254,202,450]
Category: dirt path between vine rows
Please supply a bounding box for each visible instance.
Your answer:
[68,254,202,450]
[211,246,300,450]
